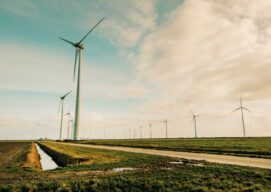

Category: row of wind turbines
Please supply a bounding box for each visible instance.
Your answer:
[58,18,105,140]
[124,97,251,140]
[59,92,251,140]
[191,97,251,138]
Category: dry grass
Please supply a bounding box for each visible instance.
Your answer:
[23,143,41,170]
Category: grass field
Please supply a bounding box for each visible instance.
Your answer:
[38,141,176,170]
[1,141,271,191]
[76,137,271,158]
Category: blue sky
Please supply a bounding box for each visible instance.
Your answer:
[1,0,271,139]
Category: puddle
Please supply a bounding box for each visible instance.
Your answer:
[35,143,58,170]
[170,161,184,164]
[112,167,137,172]
[170,160,204,167]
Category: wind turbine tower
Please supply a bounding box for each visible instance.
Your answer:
[191,112,199,138]
[65,112,72,140]
[58,91,71,140]
[149,124,152,139]
[232,97,251,137]
[59,18,105,140]
[163,120,168,139]
[70,118,73,139]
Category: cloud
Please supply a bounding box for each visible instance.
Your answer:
[128,0,271,136]
[0,0,157,49]
[137,0,271,103]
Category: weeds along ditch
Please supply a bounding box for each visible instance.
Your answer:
[37,143,88,167]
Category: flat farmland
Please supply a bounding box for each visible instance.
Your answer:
[1,141,271,191]
[0,141,31,170]
[78,137,271,158]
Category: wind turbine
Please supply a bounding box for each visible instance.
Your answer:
[232,97,252,137]
[163,120,168,139]
[59,18,105,140]
[191,112,200,138]
[149,124,152,139]
[65,112,72,140]
[70,118,74,139]
[58,91,72,140]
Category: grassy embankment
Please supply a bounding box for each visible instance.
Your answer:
[77,137,271,158]
[1,141,271,191]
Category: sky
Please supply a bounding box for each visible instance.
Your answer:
[1,0,271,140]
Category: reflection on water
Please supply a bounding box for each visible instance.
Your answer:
[112,167,137,172]
[35,143,58,170]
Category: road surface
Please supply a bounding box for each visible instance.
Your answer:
[59,142,271,169]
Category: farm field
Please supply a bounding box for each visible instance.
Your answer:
[77,137,271,158]
[0,141,271,191]
[0,141,32,171]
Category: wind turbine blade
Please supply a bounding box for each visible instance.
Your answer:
[243,107,252,112]
[58,100,62,114]
[63,90,72,98]
[78,18,105,44]
[59,37,76,46]
[240,96,243,107]
[232,107,241,113]
[73,49,79,82]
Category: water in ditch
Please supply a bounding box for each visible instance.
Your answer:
[35,143,58,170]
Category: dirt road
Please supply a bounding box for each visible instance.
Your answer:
[59,142,271,169]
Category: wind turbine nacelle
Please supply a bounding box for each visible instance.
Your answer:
[75,43,84,49]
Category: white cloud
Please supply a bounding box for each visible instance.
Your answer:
[132,0,271,136]
[137,0,271,102]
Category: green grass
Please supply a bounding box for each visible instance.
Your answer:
[75,137,271,158]
[38,141,176,170]
[1,162,271,191]
[1,141,271,191]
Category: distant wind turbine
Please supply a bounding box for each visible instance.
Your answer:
[149,124,152,139]
[65,112,72,140]
[59,18,105,140]
[232,97,252,137]
[163,120,168,139]
[58,91,72,140]
[70,118,74,139]
[191,112,200,138]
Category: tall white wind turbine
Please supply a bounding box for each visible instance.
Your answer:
[58,91,72,140]
[59,18,105,140]
[191,112,200,138]
[232,97,252,137]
